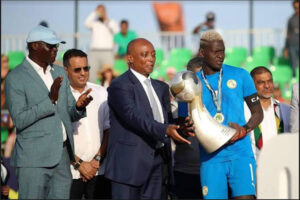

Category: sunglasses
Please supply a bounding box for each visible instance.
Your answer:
[40,42,59,50]
[73,66,91,73]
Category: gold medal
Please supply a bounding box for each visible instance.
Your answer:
[214,113,224,123]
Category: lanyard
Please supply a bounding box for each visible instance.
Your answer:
[201,68,223,113]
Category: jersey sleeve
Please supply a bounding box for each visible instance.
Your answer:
[241,69,257,98]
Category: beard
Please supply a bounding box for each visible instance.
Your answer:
[261,93,273,99]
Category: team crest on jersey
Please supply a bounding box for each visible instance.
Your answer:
[227,79,237,89]
[202,186,208,196]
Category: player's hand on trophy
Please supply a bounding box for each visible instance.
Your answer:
[228,122,247,144]
[166,124,191,144]
[177,116,195,138]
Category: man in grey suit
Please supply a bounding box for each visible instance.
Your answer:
[4,25,93,199]
[289,82,299,133]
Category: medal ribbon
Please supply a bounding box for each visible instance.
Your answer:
[201,68,223,113]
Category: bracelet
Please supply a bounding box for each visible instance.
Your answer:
[243,124,251,132]
[74,159,83,170]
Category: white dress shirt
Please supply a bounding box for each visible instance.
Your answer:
[84,11,119,50]
[130,68,164,123]
[26,56,67,141]
[244,98,278,159]
[70,82,110,178]
[260,98,278,144]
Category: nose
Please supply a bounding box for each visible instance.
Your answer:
[80,68,86,75]
[51,47,58,53]
[217,53,224,60]
[264,82,271,88]
[149,55,155,63]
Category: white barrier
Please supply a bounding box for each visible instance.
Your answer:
[257,133,299,199]
[1,28,285,57]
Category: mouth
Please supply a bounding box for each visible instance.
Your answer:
[146,64,154,70]
[78,76,87,81]
[50,53,57,58]
[216,60,223,65]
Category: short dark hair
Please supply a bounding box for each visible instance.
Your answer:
[187,57,203,72]
[63,49,87,68]
[120,19,128,25]
[250,66,272,78]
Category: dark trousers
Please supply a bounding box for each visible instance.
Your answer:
[70,175,111,199]
[70,176,97,199]
[172,170,203,199]
[111,153,163,199]
[288,45,299,77]
[94,175,112,199]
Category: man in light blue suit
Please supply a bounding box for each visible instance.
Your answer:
[4,25,93,199]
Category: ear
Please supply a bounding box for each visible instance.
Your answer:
[127,54,133,66]
[198,48,204,58]
[64,67,69,75]
[31,42,40,51]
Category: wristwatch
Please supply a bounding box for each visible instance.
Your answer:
[94,155,105,162]
[74,159,83,170]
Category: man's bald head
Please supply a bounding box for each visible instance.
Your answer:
[127,38,153,55]
[126,38,156,77]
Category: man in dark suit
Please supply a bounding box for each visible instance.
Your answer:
[105,38,193,199]
[4,25,93,199]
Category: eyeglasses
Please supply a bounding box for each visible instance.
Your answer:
[73,66,91,73]
[40,42,59,50]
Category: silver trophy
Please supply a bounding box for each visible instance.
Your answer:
[170,71,236,153]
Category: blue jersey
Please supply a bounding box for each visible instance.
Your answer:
[178,64,257,163]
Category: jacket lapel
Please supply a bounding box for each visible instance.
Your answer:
[50,64,60,81]
[127,70,154,119]
[22,59,49,92]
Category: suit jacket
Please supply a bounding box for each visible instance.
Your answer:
[4,59,86,168]
[278,101,291,133]
[105,70,173,186]
[289,83,299,133]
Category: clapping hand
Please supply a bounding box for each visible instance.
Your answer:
[76,88,93,110]
[49,76,64,104]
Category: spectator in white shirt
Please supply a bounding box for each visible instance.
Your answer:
[84,4,119,84]
[63,49,111,199]
[244,66,290,159]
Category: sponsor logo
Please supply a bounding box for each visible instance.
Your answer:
[227,79,237,89]
[202,186,208,196]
